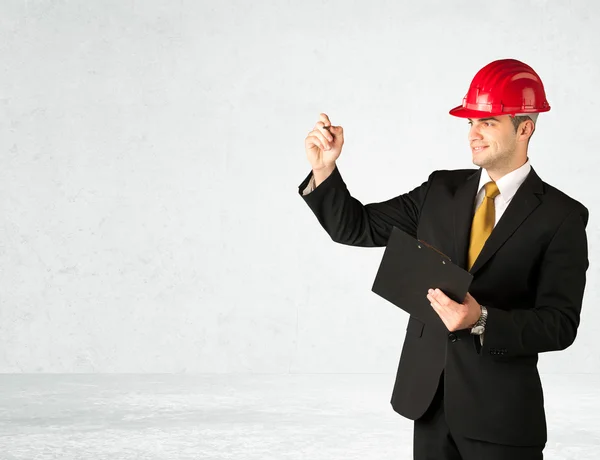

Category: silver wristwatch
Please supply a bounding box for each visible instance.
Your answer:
[470,306,488,335]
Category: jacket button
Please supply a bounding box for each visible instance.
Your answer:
[448,333,458,342]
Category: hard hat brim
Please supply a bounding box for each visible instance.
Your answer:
[449,104,548,119]
[449,105,509,119]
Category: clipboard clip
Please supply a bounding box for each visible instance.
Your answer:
[417,239,452,263]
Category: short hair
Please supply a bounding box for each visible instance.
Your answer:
[510,113,538,133]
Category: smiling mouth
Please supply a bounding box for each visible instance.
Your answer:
[472,146,488,153]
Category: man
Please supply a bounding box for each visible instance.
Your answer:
[298,59,589,459]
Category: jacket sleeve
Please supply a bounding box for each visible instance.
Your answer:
[298,165,433,247]
[482,205,589,359]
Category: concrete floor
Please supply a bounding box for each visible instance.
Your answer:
[0,374,598,459]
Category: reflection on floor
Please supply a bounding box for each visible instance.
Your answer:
[0,374,598,459]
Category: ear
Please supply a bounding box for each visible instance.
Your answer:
[518,119,535,142]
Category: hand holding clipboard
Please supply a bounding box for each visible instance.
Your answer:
[371,227,474,326]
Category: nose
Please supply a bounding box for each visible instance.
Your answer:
[469,124,483,143]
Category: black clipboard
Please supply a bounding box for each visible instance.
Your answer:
[371,226,473,324]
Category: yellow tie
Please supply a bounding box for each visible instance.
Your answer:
[468,181,500,270]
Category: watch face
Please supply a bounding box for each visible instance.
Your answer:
[472,326,484,335]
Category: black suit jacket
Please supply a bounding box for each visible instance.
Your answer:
[298,165,589,447]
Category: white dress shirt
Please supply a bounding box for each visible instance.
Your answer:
[474,159,531,225]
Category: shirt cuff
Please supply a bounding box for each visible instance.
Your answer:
[302,174,316,196]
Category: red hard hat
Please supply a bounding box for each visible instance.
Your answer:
[449,59,551,118]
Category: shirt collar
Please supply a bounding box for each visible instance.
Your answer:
[478,159,532,204]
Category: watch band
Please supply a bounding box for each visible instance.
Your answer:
[470,305,488,335]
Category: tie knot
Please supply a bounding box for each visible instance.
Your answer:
[484,181,500,199]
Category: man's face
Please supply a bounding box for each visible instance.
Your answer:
[467,115,518,171]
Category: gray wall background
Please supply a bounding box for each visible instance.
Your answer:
[0,0,598,374]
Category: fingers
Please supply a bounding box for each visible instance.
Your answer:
[428,292,449,330]
[306,113,344,155]
[305,133,326,151]
[428,290,454,331]
[428,293,439,310]
[313,121,334,143]
[316,129,334,150]
[315,113,344,141]
[307,114,335,151]
[428,289,450,307]
[305,130,329,150]
[428,289,473,332]
[428,296,442,318]
[319,113,332,127]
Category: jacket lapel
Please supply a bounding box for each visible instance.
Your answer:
[453,169,481,270]
[468,167,545,274]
